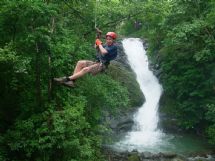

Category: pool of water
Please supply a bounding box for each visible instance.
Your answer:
[110,131,213,156]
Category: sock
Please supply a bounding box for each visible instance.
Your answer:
[66,77,76,82]
[66,77,71,81]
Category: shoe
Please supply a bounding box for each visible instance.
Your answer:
[63,80,75,87]
[53,77,70,84]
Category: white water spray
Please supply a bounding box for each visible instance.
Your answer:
[115,38,165,152]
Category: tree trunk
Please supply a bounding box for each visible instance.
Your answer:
[35,42,42,107]
[48,17,55,101]
[48,50,52,101]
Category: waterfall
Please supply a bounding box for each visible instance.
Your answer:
[112,38,212,155]
[115,38,164,152]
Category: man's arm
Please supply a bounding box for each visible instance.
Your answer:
[95,39,108,55]
[98,44,108,55]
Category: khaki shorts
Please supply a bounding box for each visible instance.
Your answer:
[85,61,106,75]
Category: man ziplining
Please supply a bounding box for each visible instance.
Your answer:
[54,31,118,87]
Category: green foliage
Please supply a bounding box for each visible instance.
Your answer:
[205,104,215,123]
[118,0,215,145]
[157,0,215,134]
[207,124,215,145]
[128,154,140,161]
[2,0,214,160]
[95,0,128,31]
[205,104,215,144]
[107,62,144,107]
[4,102,102,161]
[0,44,26,132]
[0,0,134,160]
[73,74,130,125]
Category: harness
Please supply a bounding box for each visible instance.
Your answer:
[96,50,109,67]
[96,44,117,68]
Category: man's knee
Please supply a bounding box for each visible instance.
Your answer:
[77,60,87,67]
[81,67,90,73]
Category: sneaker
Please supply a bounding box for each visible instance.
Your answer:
[63,80,75,87]
[53,76,70,84]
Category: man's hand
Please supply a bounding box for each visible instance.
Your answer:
[95,39,102,46]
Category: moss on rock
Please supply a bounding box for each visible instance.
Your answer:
[107,61,144,108]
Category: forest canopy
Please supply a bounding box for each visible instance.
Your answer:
[0,0,215,161]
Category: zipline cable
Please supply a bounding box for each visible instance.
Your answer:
[95,0,102,39]
[95,0,98,28]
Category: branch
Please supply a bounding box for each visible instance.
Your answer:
[83,10,145,38]
[63,0,85,20]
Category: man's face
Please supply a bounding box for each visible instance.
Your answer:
[106,36,114,45]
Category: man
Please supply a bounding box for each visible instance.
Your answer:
[54,31,118,87]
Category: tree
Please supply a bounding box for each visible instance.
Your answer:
[0,0,133,160]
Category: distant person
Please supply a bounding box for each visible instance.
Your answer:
[54,32,118,87]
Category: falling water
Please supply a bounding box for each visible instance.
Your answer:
[113,38,212,154]
[115,38,165,152]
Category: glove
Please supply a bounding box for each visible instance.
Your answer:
[95,39,102,46]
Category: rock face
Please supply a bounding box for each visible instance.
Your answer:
[109,113,134,133]
[115,41,132,71]
[102,108,137,135]
[101,41,144,136]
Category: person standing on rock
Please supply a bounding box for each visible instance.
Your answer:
[54,31,118,87]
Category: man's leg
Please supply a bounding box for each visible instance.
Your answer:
[68,61,96,80]
[63,63,99,87]
[55,60,99,87]
[68,66,91,80]
[54,60,88,83]
[72,60,87,75]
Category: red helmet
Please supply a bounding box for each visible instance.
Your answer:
[106,32,117,39]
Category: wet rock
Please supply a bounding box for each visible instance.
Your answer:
[101,108,136,135]
[115,42,132,70]
[111,115,135,133]
[141,151,153,159]
[162,152,177,158]
[128,154,140,161]
[187,154,215,161]
[102,147,191,161]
